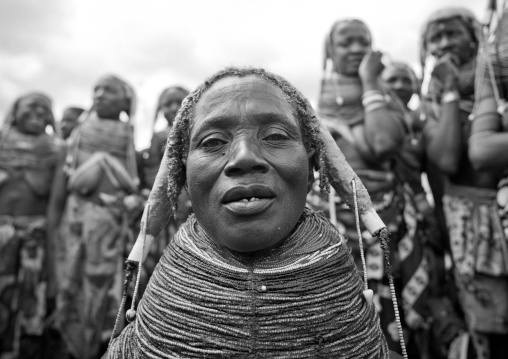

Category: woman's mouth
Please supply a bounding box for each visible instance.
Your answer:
[223,197,274,215]
[222,185,275,215]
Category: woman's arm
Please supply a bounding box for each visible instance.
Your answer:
[468,75,508,171]
[360,51,405,160]
[424,55,463,175]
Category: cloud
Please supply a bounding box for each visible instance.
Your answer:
[0,0,72,54]
[0,0,487,145]
[0,0,74,118]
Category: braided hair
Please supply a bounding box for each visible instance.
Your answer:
[165,67,331,214]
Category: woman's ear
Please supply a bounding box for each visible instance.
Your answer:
[181,157,188,191]
[307,154,316,193]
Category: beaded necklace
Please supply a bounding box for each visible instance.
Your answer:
[0,127,58,171]
[107,209,390,358]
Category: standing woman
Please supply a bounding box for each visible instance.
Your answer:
[0,93,59,358]
[48,75,142,359]
[138,86,192,295]
[382,62,449,358]
[421,8,508,359]
[308,19,407,353]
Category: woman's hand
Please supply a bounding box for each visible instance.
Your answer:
[431,53,459,91]
[359,50,385,83]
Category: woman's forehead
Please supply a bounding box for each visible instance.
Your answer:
[18,94,51,110]
[426,18,467,39]
[202,76,285,99]
[333,21,371,39]
[95,76,126,92]
[194,76,294,118]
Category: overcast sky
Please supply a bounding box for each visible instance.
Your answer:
[0,0,484,148]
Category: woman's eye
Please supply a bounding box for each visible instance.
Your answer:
[264,133,288,141]
[202,137,227,148]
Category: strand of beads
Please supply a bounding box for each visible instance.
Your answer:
[377,227,408,359]
[352,179,374,306]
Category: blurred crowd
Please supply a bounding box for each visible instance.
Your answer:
[1,5,508,359]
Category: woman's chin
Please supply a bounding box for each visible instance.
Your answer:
[214,226,289,253]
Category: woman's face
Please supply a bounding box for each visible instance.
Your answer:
[15,95,51,135]
[330,21,372,76]
[159,89,187,126]
[184,76,313,252]
[92,78,129,119]
[425,18,474,66]
[382,66,416,106]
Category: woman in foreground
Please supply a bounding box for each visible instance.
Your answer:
[104,67,403,358]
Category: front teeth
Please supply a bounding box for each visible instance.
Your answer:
[241,197,259,203]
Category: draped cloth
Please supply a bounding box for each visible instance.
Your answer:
[57,114,139,359]
[106,209,389,358]
[0,216,47,358]
[57,196,128,359]
[443,183,508,340]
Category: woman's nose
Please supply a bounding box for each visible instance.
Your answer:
[224,138,269,177]
[94,88,105,99]
[392,79,405,90]
[438,35,452,51]
[350,40,367,53]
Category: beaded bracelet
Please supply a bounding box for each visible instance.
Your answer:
[362,90,383,98]
[362,94,385,107]
[365,101,387,113]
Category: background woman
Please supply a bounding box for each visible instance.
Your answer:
[421,8,508,358]
[308,18,407,353]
